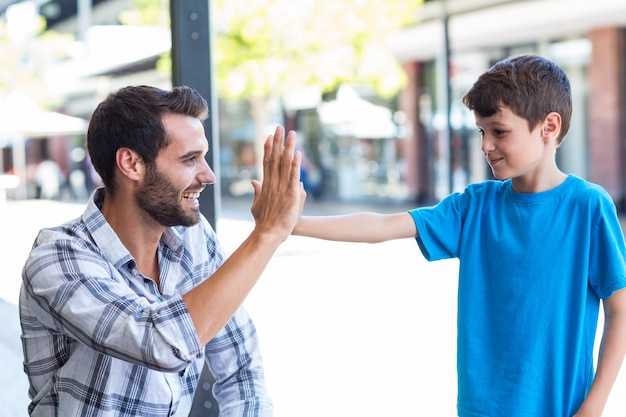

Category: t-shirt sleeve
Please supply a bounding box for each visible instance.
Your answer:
[408,191,466,261]
[588,193,626,299]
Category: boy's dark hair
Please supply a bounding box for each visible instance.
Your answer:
[86,85,209,191]
[462,54,572,144]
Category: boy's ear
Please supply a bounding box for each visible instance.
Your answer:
[542,112,561,140]
[115,147,145,181]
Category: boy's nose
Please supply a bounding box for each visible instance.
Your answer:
[481,136,495,154]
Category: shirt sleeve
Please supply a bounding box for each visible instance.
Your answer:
[409,191,467,261]
[204,306,273,417]
[22,229,204,373]
[588,192,626,299]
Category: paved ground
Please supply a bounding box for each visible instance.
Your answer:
[1,197,626,416]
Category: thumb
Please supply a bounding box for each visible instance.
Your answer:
[251,179,261,200]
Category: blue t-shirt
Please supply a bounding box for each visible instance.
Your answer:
[409,175,626,417]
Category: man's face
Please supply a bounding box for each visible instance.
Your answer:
[135,114,216,227]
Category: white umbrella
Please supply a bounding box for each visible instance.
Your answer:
[0,90,87,199]
[317,85,398,139]
[0,90,87,138]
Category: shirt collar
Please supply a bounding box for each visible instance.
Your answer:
[82,188,185,271]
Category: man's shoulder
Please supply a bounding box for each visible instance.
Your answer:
[32,217,90,249]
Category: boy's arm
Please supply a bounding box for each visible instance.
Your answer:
[574,287,626,417]
[292,212,417,243]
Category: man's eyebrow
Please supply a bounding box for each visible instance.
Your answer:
[179,150,206,160]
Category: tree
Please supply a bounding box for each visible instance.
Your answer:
[215,0,420,99]
[122,0,423,179]
[215,0,423,179]
[0,9,73,106]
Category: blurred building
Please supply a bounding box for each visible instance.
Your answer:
[2,0,626,207]
[0,0,165,199]
[389,0,626,206]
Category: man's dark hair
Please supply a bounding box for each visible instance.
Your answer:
[462,54,572,144]
[87,85,208,190]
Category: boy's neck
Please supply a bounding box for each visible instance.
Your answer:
[511,169,568,194]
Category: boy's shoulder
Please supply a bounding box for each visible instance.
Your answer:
[464,175,609,197]
[462,178,508,197]
[459,176,615,215]
[561,175,613,203]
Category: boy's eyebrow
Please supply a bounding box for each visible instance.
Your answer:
[477,119,508,127]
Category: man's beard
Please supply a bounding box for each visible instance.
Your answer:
[135,166,200,227]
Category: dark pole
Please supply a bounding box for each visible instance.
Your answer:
[170,0,220,231]
[443,14,453,194]
[170,3,220,416]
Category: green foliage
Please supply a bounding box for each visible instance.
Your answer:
[0,15,73,104]
[214,0,423,99]
[119,0,169,26]
[125,0,422,100]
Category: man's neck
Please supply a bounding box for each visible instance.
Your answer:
[100,189,163,284]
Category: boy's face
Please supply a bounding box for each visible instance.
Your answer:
[475,107,548,183]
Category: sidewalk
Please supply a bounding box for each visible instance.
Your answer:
[2,197,626,417]
[0,197,424,417]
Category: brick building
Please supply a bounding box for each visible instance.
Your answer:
[389,0,626,207]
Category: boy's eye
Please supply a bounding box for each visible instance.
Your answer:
[476,127,506,138]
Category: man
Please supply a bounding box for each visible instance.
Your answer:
[19,85,305,416]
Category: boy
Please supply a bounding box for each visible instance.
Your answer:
[293,55,626,416]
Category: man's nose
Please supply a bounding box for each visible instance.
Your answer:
[199,158,217,184]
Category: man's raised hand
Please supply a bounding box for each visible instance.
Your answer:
[250,126,306,243]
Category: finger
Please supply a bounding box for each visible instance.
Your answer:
[289,150,302,187]
[250,179,261,197]
[283,130,297,156]
[268,126,285,182]
[273,125,286,148]
[250,179,261,215]
[261,134,273,182]
[281,130,297,182]
[298,181,307,213]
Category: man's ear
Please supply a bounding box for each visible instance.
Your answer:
[115,148,145,181]
[542,112,562,140]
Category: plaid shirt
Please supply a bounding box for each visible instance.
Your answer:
[20,188,272,416]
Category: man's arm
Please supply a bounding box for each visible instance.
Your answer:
[292,211,417,243]
[182,126,305,345]
[574,287,626,417]
[206,307,272,416]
